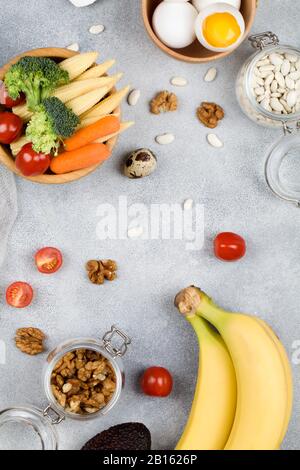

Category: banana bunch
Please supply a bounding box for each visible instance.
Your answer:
[174,286,293,450]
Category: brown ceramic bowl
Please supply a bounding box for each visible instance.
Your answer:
[0,48,120,184]
[142,0,257,63]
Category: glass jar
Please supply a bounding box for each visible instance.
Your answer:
[0,326,131,450]
[236,32,300,205]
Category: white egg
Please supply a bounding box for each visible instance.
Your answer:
[192,0,241,11]
[152,1,198,49]
[195,3,245,52]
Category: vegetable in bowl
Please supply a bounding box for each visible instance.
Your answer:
[26,97,79,154]
[4,56,69,111]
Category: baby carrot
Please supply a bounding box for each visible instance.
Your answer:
[50,143,111,174]
[64,115,120,151]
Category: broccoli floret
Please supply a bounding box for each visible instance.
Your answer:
[4,56,69,111]
[26,97,80,154]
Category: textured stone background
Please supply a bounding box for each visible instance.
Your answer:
[0,0,299,450]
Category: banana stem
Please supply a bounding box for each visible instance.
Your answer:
[174,286,227,329]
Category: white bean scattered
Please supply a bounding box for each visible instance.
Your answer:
[128,226,144,239]
[207,133,223,148]
[204,67,217,82]
[127,89,141,106]
[183,199,194,211]
[155,133,175,145]
[67,43,79,51]
[170,76,188,87]
[89,24,105,35]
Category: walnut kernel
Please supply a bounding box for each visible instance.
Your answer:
[15,327,46,355]
[150,91,178,115]
[86,259,117,285]
[197,102,225,129]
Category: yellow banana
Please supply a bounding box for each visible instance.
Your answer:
[175,286,291,450]
[254,317,293,446]
[174,314,237,450]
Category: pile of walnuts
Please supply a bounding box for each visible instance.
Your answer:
[51,349,116,415]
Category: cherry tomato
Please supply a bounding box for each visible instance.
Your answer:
[0,112,23,144]
[214,232,246,262]
[6,282,34,308]
[141,367,173,397]
[0,83,25,107]
[35,247,63,274]
[16,143,51,177]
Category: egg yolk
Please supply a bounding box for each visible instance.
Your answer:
[202,12,241,48]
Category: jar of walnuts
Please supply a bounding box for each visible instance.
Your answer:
[0,326,131,450]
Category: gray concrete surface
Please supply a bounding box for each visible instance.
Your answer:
[0,0,299,450]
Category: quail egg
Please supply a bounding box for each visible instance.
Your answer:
[192,0,241,12]
[124,149,157,179]
[195,3,245,52]
[152,1,198,49]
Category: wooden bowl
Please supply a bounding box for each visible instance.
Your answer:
[0,48,120,184]
[142,0,257,63]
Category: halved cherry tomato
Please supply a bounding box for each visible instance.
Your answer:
[6,282,33,308]
[35,247,63,274]
[0,112,23,144]
[16,143,51,177]
[214,232,246,262]
[141,367,173,397]
[0,83,25,107]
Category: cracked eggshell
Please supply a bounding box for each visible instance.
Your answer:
[124,149,157,179]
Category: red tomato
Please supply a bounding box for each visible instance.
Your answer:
[0,83,25,107]
[16,143,51,177]
[0,112,23,144]
[6,282,33,308]
[35,247,63,274]
[141,367,173,397]
[214,232,246,262]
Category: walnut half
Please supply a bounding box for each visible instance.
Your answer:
[86,260,117,285]
[15,327,46,355]
[197,102,225,129]
[150,91,178,115]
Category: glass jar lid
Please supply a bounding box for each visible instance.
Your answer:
[0,406,58,450]
[265,132,300,205]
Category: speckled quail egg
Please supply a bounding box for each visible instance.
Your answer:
[195,3,245,52]
[152,1,198,49]
[192,0,241,12]
[124,149,157,179]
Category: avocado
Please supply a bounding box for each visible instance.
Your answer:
[81,423,152,451]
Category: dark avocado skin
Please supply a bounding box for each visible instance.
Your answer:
[81,423,151,451]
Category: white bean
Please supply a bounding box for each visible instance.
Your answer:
[269,53,283,66]
[270,98,284,112]
[285,76,295,90]
[287,90,297,108]
[285,53,298,62]
[207,133,223,148]
[270,80,278,92]
[254,87,265,96]
[289,70,300,81]
[275,71,285,88]
[264,73,274,87]
[281,59,291,76]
